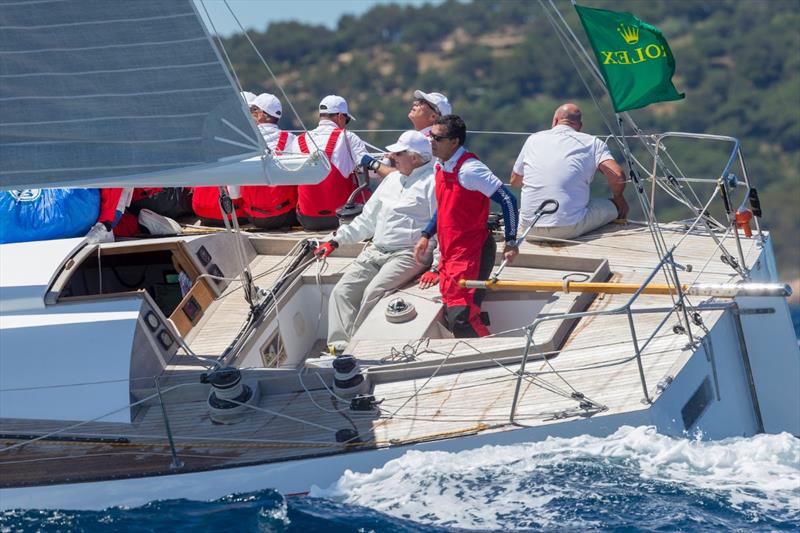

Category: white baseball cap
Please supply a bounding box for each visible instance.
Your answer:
[319,94,356,121]
[385,130,432,158]
[413,90,451,116]
[252,93,282,119]
[240,91,257,105]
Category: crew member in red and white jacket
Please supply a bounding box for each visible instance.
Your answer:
[190,91,255,226]
[291,95,369,231]
[240,92,298,230]
[414,115,519,338]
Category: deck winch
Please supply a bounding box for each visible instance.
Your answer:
[385,297,417,323]
[200,367,257,424]
[332,355,366,398]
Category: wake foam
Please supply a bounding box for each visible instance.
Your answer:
[312,426,800,530]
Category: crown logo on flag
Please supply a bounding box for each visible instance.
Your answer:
[617,23,639,45]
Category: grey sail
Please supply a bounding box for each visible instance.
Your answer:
[0,0,290,189]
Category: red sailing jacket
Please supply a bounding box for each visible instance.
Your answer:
[434,151,491,336]
[191,186,246,221]
[295,129,357,217]
[241,131,297,219]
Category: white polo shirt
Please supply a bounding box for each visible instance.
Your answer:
[257,123,296,152]
[333,161,437,252]
[513,125,614,227]
[439,146,502,198]
[290,119,368,177]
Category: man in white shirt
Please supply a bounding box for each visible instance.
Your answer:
[510,103,628,241]
[314,130,437,352]
[240,93,298,229]
[292,95,369,231]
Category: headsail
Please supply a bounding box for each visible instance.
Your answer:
[0,0,327,189]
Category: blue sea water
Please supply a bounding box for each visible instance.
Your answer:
[3,311,799,533]
[3,426,799,532]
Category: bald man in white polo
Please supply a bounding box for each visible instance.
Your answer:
[510,103,628,241]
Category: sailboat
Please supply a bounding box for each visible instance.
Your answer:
[1,0,797,511]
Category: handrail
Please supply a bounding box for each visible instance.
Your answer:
[509,248,694,423]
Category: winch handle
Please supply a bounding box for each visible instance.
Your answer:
[490,198,559,282]
[537,199,559,215]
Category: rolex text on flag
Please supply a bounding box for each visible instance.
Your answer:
[575,4,685,113]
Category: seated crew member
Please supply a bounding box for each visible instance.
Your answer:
[314,130,437,352]
[414,115,519,338]
[510,103,628,241]
[367,89,453,180]
[292,95,368,231]
[88,188,182,242]
[190,91,258,227]
[240,92,298,230]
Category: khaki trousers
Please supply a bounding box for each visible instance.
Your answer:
[524,198,617,242]
[327,244,429,349]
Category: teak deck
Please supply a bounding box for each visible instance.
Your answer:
[0,222,761,487]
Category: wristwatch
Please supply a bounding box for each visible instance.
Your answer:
[505,239,519,248]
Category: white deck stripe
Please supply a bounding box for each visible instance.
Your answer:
[0,85,230,102]
[0,61,219,79]
[0,113,207,128]
[0,12,193,30]
[0,36,206,55]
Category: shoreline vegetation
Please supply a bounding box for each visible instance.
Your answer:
[223,0,798,281]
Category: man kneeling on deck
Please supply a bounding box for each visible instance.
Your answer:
[314,130,438,353]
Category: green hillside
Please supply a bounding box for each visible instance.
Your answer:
[223,0,799,280]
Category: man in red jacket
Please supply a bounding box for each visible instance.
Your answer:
[414,115,519,338]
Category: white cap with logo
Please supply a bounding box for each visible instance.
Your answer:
[252,93,282,119]
[413,90,451,116]
[385,130,432,158]
[319,94,356,121]
[241,91,257,105]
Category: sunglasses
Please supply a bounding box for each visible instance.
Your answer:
[342,113,351,125]
[249,106,262,113]
[429,133,454,142]
[413,99,439,114]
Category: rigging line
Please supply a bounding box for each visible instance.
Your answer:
[221,0,315,147]
[0,383,194,454]
[368,343,459,428]
[221,396,339,433]
[545,0,698,271]
[197,0,246,102]
[551,0,606,84]
[539,0,618,139]
[543,0,693,292]
[297,370,350,413]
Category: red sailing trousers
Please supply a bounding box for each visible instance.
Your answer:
[435,151,491,338]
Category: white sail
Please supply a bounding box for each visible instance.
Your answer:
[0,0,328,189]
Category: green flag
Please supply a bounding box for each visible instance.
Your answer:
[575,4,685,112]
